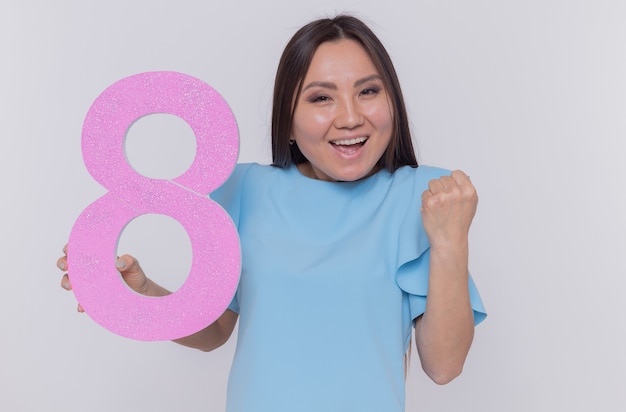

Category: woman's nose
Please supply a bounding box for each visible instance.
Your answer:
[334,99,364,129]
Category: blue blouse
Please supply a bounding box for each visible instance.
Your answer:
[211,163,486,412]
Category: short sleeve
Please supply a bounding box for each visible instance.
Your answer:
[394,166,487,330]
[210,163,254,228]
[210,163,254,314]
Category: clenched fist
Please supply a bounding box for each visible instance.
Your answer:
[421,170,478,250]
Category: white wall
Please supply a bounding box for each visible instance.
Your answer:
[2,1,625,411]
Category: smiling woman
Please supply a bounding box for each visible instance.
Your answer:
[271,15,418,175]
[291,39,394,182]
[58,14,486,412]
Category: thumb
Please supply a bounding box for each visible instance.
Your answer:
[115,254,142,275]
[115,254,149,294]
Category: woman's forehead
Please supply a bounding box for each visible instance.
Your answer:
[303,39,380,83]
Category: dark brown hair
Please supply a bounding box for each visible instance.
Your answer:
[271,15,418,171]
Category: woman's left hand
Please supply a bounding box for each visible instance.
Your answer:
[420,170,478,249]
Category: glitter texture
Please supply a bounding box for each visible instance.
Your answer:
[68,72,241,341]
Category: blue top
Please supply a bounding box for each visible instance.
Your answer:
[211,163,486,412]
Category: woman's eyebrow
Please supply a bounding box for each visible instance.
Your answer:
[302,81,337,91]
[302,74,382,92]
[354,74,382,88]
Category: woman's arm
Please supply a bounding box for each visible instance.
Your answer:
[414,170,477,384]
[173,309,238,352]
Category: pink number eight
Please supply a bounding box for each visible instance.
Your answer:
[68,71,240,341]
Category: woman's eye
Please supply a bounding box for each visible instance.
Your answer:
[310,95,330,103]
[361,87,380,96]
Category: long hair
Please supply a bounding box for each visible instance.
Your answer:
[271,15,418,171]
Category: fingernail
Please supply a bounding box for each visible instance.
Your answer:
[62,280,69,290]
[116,259,126,269]
[58,262,66,271]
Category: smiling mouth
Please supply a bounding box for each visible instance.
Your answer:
[330,136,368,146]
[329,136,368,156]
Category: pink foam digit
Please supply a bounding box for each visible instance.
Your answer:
[68,72,240,341]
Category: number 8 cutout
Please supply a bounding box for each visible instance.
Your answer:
[68,71,240,341]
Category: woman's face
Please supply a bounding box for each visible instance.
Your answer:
[291,39,393,182]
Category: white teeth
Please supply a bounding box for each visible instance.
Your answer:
[331,137,367,145]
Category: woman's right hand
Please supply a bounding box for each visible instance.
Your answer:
[57,245,153,312]
[57,244,236,351]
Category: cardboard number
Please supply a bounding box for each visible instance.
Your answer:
[68,71,240,341]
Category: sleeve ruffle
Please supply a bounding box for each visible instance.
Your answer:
[394,166,487,328]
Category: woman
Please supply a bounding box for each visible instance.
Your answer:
[59,15,486,412]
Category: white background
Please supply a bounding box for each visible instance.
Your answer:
[2,1,625,411]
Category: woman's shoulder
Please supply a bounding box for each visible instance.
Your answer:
[390,164,452,187]
[226,162,276,180]
[220,163,294,194]
[231,162,290,183]
[210,163,284,221]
